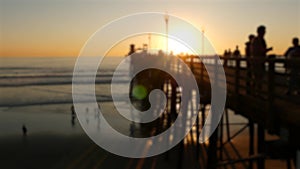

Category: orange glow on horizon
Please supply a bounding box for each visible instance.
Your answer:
[1,1,299,57]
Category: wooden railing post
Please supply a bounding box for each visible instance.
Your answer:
[267,58,275,132]
[200,59,204,86]
[207,56,220,169]
[257,58,275,169]
[190,56,194,73]
[235,58,241,109]
[223,57,228,67]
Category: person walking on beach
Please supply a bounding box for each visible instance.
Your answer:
[251,25,273,95]
[22,124,27,136]
[71,105,76,127]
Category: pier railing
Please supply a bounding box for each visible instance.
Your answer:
[180,55,300,147]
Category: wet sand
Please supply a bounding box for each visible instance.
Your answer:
[0,104,291,169]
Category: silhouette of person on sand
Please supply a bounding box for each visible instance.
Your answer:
[71,105,76,127]
[85,107,89,124]
[251,25,273,94]
[94,106,101,130]
[22,124,27,136]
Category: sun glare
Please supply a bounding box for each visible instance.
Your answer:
[167,38,196,55]
[106,33,200,57]
[152,35,197,55]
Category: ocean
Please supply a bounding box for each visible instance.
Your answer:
[0,56,131,136]
[0,56,129,107]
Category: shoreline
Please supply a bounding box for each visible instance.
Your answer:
[0,103,289,169]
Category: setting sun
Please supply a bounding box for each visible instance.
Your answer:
[167,38,196,55]
[106,33,198,56]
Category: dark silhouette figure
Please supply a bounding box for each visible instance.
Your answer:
[86,107,89,124]
[94,106,101,130]
[285,38,300,95]
[128,44,136,56]
[129,123,135,137]
[245,34,255,58]
[245,34,255,94]
[233,45,241,58]
[223,50,228,56]
[251,25,273,94]
[22,124,27,136]
[223,50,228,66]
[284,37,300,59]
[284,38,300,73]
[223,49,232,66]
[227,48,233,66]
[228,48,232,56]
[71,105,76,127]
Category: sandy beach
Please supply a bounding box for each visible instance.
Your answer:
[0,103,289,169]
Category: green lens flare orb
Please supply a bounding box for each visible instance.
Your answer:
[132,85,148,100]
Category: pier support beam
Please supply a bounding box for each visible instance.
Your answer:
[249,119,254,169]
[207,127,218,169]
[257,124,265,169]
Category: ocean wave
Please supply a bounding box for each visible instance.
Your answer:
[0,79,130,87]
[0,95,132,107]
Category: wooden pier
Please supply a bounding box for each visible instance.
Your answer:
[131,53,300,169]
[186,56,300,169]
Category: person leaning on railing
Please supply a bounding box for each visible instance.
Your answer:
[286,40,300,95]
[250,25,273,95]
[284,37,300,74]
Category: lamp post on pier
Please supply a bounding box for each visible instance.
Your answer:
[165,12,169,56]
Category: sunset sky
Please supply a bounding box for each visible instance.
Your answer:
[1,0,299,57]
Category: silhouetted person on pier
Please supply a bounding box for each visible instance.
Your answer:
[22,124,27,136]
[251,25,273,95]
[128,44,136,56]
[228,48,233,66]
[284,38,300,73]
[284,37,300,59]
[245,34,255,58]
[228,48,232,56]
[286,38,300,95]
[233,45,241,58]
[223,50,228,66]
[223,49,233,66]
[245,34,255,94]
